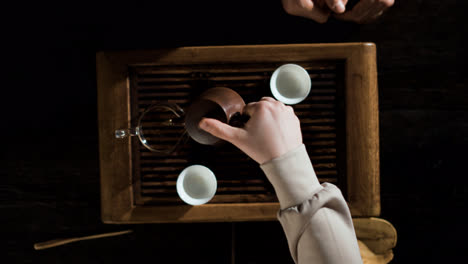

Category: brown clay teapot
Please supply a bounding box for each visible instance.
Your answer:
[185,87,248,145]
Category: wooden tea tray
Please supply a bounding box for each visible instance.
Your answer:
[97,43,380,223]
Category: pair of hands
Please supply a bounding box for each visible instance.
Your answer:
[282,0,394,24]
[199,97,303,165]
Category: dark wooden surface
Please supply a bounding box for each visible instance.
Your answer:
[1,0,467,263]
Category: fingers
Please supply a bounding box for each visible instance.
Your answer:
[358,4,383,23]
[365,9,384,23]
[334,0,394,24]
[299,0,330,23]
[260,97,277,103]
[325,0,347,13]
[333,0,364,22]
[354,1,387,23]
[282,0,330,23]
[285,105,295,113]
[363,1,391,23]
[243,98,290,118]
[242,102,259,117]
[199,118,244,144]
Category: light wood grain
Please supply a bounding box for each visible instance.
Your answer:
[354,217,397,264]
[345,43,381,216]
[354,217,397,254]
[34,230,133,250]
[104,203,281,223]
[96,52,134,223]
[358,240,394,264]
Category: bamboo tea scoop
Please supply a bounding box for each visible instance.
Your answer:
[34,230,133,250]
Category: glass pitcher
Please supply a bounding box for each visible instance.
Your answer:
[115,102,187,154]
[115,87,249,154]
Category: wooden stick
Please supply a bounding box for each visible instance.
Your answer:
[34,230,133,250]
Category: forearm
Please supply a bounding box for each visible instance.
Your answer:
[261,145,362,264]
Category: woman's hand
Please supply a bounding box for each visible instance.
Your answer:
[334,0,394,24]
[281,0,349,23]
[282,0,394,24]
[199,97,303,164]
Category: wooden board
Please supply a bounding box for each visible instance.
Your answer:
[354,217,397,255]
[97,43,380,223]
[355,217,397,264]
[130,62,344,207]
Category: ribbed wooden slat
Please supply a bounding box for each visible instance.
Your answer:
[216,186,268,192]
[138,84,192,90]
[308,81,337,86]
[301,95,336,101]
[307,140,336,146]
[140,181,268,187]
[141,187,270,194]
[138,77,194,83]
[303,133,336,139]
[209,76,268,81]
[130,63,344,205]
[140,174,267,181]
[138,194,278,204]
[313,163,337,169]
[139,99,191,105]
[307,148,337,154]
[134,63,338,75]
[309,155,337,160]
[309,89,337,94]
[296,110,335,116]
[140,158,188,164]
[315,170,339,176]
[300,125,336,131]
[294,103,336,109]
[138,92,191,98]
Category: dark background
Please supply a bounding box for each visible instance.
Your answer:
[1,1,467,263]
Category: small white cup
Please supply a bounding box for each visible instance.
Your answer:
[270,64,312,105]
[176,165,217,205]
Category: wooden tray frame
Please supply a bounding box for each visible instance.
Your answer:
[97,43,380,223]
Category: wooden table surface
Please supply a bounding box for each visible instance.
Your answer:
[1,1,467,263]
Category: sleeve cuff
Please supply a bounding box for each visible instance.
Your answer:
[260,144,322,209]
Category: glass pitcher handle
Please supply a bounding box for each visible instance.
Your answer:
[115,127,139,139]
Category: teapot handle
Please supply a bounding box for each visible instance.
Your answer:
[228,112,250,128]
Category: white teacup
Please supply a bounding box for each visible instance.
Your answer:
[270,64,311,105]
[176,165,217,205]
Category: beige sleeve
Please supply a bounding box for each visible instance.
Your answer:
[260,144,362,264]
